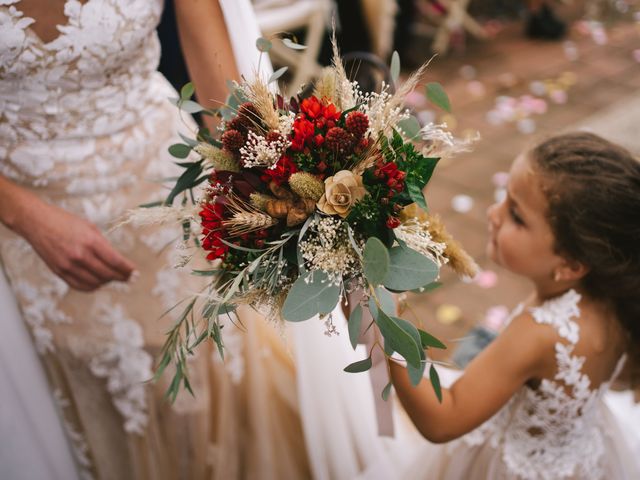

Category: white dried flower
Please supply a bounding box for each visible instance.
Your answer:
[394,217,449,268]
[420,123,480,159]
[240,130,290,169]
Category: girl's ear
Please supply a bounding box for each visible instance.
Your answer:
[553,258,589,283]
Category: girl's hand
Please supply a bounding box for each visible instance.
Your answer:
[20,200,136,292]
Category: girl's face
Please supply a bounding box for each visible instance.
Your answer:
[487,154,566,284]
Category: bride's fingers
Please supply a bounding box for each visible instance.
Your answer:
[77,252,126,283]
[60,268,103,292]
[92,238,136,280]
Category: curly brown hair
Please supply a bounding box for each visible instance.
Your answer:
[529,132,640,389]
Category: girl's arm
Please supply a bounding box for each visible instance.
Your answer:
[390,312,555,443]
[0,175,135,291]
[173,0,240,130]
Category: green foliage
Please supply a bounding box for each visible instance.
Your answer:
[383,246,439,291]
[426,82,451,112]
[363,237,390,286]
[390,50,400,83]
[282,271,341,321]
[344,356,373,373]
[256,37,272,52]
[164,160,203,205]
[348,304,363,349]
[370,305,422,369]
[168,143,192,159]
[430,364,443,402]
[419,329,447,350]
[180,82,194,100]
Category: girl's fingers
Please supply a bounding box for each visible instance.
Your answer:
[92,238,136,280]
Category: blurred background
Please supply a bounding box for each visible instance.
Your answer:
[159,0,640,364]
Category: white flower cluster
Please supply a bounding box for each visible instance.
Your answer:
[278,111,296,138]
[299,216,362,285]
[420,122,480,159]
[240,130,290,169]
[394,218,448,268]
[355,81,410,137]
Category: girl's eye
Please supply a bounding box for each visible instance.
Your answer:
[509,206,524,226]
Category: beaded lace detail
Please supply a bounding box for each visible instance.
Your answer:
[455,289,625,480]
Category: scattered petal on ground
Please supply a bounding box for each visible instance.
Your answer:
[436,304,462,325]
[474,270,498,289]
[483,305,510,331]
[452,194,474,213]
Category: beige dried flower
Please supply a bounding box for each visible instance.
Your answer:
[288,172,325,201]
[400,204,478,278]
[317,170,366,218]
[249,192,273,211]
[194,143,239,172]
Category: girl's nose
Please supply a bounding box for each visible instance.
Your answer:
[487,202,500,228]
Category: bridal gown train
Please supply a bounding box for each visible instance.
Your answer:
[0,1,310,478]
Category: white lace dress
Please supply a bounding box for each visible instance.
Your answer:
[401,289,640,480]
[0,1,310,479]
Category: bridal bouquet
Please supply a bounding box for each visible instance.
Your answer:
[150,39,477,400]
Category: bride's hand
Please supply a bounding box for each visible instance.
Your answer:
[19,199,136,292]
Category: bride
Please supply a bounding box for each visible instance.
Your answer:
[0,1,311,479]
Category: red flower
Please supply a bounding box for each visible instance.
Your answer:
[314,134,325,147]
[300,96,324,119]
[290,116,315,152]
[386,216,401,229]
[261,155,298,185]
[322,102,341,122]
[199,202,229,261]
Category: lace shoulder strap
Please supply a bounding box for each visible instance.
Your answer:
[528,289,581,345]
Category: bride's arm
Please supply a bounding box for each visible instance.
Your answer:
[0,175,135,291]
[173,0,240,130]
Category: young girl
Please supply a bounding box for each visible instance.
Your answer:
[390,132,640,479]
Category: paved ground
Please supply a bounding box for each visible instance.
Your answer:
[398,11,640,361]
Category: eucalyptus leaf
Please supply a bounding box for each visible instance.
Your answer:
[282,271,340,322]
[343,356,372,373]
[256,37,273,52]
[426,82,451,112]
[381,381,393,401]
[411,281,442,293]
[383,246,439,291]
[180,82,194,100]
[282,38,307,50]
[179,132,198,147]
[390,50,400,83]
[407,360,427,386]
[374,287,396,315]
[179,100,205,113]
[168,143,192,159]
[348,304,363,349]
[375,310,422,369]
[430,364,443,402]
[269,66,288,83]
[419,329,447,349]
[397,115,421,140]
[363,237,390,286]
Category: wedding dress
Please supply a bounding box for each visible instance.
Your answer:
[399,289,640,480]
[0,1,310,478]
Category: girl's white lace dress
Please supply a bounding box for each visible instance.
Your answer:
[0,1,311,479]
[401,289,640,480]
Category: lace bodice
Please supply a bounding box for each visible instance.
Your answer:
[0,0,176,195]
[458,289,626,480]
